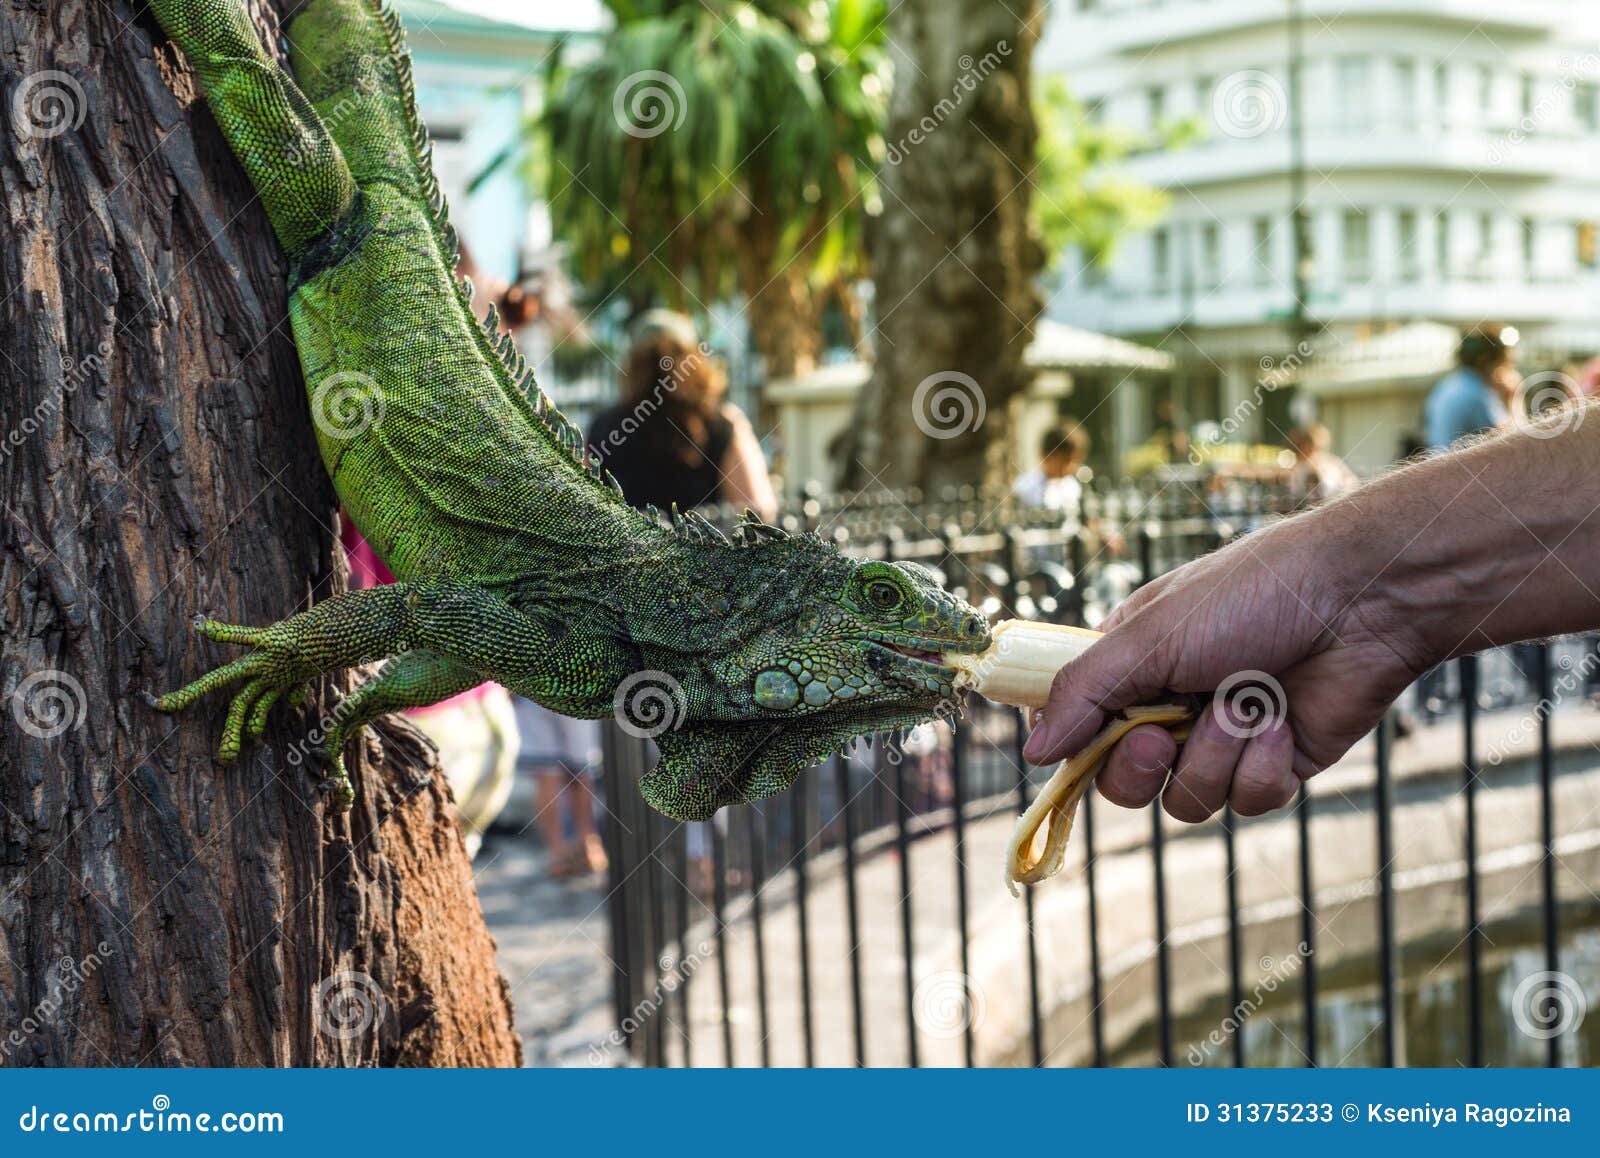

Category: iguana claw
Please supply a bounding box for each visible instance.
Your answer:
[316,773,357,810]
[306,744,357,811]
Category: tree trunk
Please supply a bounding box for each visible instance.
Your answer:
[738,204,821,384]
[849,0,1044,491]
[0,1,519,1066]
[743,262,821,383]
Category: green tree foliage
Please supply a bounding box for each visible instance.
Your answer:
[538,1,1169,381]
[539,0,887,373]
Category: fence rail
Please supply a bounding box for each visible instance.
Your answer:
[596,485,1600,1067]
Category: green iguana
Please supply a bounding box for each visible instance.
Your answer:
[143,0,992,822]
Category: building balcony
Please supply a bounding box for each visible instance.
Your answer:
[1055,274,1597,340]
[1119,121,1600,187]
[1054,0,1582,60]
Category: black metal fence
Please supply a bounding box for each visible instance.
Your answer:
[596,481,1600,1067]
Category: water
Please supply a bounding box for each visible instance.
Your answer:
[1115,907,1600,1068]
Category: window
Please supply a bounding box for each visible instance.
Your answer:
[1337,57,1371,127]
[1252,216,1275,287]
[1578,222,1597,270]
[1522,217,1537,279]
[1521,73,1537,121]
[1151,227,1171,292]
[1393,59,1417,126]
[1577,83,1599,132]
[1199,222,1222,289]
[1342,209,1371,281]
[1434,63,1452,126]
[1435,211,1452,278]
[1148,85,1166,128]
[1477,64,1494,116]
[1397,209,1420,280]
[1195,75,1214,119]
[1475,212,1494,278]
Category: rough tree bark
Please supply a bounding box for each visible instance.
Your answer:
[737,197,821,383]
[0,1,519,1066]
[742,260,821,384]
[847,0,1044,492]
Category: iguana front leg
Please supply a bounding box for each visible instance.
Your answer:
[146,0,357,259]
[151,581,630,806]
[150,585,425,767]
[312,649,482,807]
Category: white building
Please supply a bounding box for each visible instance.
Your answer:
[1041,0,1600,473]
[767,323,1172,499]
[394,0,602,286]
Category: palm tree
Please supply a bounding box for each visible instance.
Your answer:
[847,2,1173,491]
[540,0,888,380]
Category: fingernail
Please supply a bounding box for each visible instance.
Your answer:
[1127,730,1169,773]
[1023,714,1064,763]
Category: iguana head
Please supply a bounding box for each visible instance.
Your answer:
[636,525,992,822]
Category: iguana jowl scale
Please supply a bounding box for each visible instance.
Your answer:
[144,0,992,820]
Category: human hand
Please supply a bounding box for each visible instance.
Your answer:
[1022,513,1430,821]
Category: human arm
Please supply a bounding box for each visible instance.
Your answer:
[718,404,779,522]
[1023,411,1600,821]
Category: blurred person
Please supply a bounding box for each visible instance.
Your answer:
[1014,422,1088,515]
[1286,423,1359,508]
[587,310,777,520]
[514,699,607,878]
[1419,325,1521,712]
[1151,397,1190,464]
[582,310,771,893]
[1424,324,1520,449]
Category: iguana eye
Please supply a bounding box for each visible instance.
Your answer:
[866,580,902,612]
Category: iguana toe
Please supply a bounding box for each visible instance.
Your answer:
[314,751,356,811]
[305,742,355,808]
[218,677,273,762]
[193,616,268,647]
[245,689,282,739]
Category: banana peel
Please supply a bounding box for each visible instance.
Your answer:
[946,621,1193,893]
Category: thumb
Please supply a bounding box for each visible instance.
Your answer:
[1021,617,1174,765]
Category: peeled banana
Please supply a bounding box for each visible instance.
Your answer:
[947,620,1193,893]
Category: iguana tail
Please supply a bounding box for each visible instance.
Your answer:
[283,2,431,201]
[146,0,358,261]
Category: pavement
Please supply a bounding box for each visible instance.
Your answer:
[471,834,619,1067]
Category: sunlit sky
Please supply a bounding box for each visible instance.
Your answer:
[443,0,609,33]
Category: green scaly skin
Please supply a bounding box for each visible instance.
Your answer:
[143,0,993,820]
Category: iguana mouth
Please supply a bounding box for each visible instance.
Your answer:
[863,641,962,690]
[882,641,946,665]
[863,630,988,670]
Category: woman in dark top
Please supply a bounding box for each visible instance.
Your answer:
[587,311,776,519]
